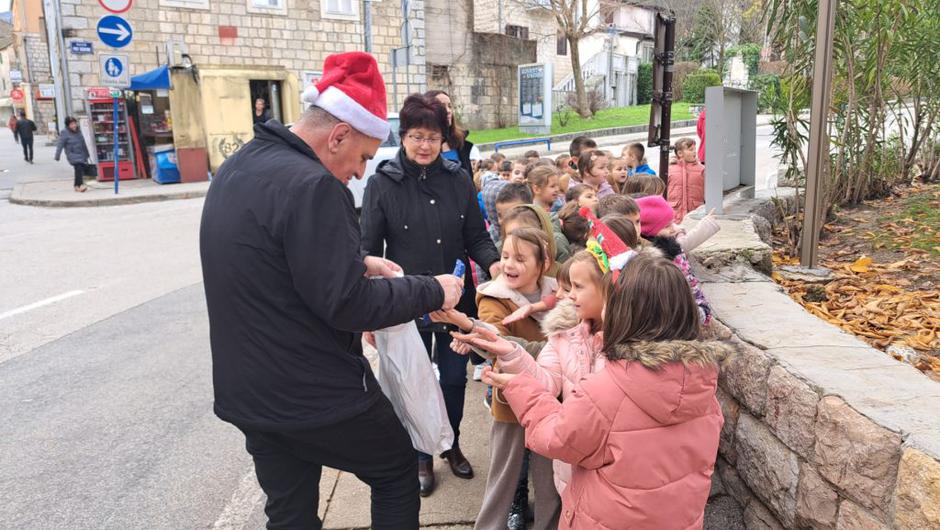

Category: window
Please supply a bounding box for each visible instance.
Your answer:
[160,0,210,9]
[505,25,529,40]
[322,0,358,20]
[248,0,286,14]
[556,31,567,56]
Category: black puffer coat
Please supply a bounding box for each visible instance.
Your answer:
[360,149,499,327]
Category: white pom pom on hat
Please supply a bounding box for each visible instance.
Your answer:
[302,52,390,141]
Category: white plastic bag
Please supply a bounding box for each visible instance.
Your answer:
[374,320,455,455]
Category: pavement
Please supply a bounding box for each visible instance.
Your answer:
[10,178,210,207]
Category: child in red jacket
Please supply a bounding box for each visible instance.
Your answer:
[479,252,734,530]
[667,137,706,223]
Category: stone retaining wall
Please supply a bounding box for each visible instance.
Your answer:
[686,190,940,529]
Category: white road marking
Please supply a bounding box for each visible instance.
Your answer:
[213,464,264,530]
[0,290,85,321]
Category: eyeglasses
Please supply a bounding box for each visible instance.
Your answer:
[406,134,443,146]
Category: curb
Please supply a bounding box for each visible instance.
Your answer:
[9,182,209,208]
[476,119,698,152]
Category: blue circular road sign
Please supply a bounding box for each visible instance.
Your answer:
[104,57,124,78]
[97,15,133,49]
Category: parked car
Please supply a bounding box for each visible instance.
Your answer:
[348,113,399,209]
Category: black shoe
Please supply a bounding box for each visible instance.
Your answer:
[418,459,435,497]
[441,447,474,479]
[506,495,528,530]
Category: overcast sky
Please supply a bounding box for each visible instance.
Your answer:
[0,2,11,15]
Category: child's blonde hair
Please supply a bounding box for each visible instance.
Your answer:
[622,174,666,197]
[607,157,627,193]
[527,164,559,193]
[673,137,696,156]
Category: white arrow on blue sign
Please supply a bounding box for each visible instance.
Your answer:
[97,15,133,48]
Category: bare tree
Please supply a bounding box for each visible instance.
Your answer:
[516,0,613,117]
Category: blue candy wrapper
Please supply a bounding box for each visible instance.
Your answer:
[422,260,465,325]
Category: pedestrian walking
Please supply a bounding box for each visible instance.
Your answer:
[14,110,36,164]
[8,113,18,143]
[360,93,501,497]
[200,52,464,530]
[55,117,91,193]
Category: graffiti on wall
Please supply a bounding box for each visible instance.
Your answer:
[217,136,246,159]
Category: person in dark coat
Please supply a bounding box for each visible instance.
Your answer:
[200,52,463,530]
[425,90,475,179]
[8,113,18,143]
[252,97,272,125]
[55,116,91,192]
[360,93,501,497]
[14,110,36,164]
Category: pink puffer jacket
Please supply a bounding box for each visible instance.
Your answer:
[503,339,735,530]
[667,160,705,223]
[498,301,603,493]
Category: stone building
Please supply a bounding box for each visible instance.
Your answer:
[426,0,656,131]
[9,0,57,133]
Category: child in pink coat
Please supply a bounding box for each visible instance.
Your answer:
[477,252,734,530]
[667,137,706,223]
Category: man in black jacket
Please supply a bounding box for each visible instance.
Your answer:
[200,52,463,530]
[14,110,36,164]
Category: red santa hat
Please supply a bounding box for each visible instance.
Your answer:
[302,52,389,140]
[580,206,636,279]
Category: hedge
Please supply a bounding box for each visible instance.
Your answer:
[750,73,782,112]
[682,70,722,104]
[637,62,653,105]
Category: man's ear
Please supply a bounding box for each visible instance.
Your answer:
[327,123,353,153]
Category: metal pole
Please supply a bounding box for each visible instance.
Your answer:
[113,96,119,194]
[363,0,373,52]
[800,0,838,268]
[657,13,676,191]
[54,0,73,119]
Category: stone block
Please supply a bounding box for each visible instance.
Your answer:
[718,457,754,508]
[814,396,902,517]
[720,337,772,416]
[744,499,785,530]
[765,365,819,459]
[61,16,88,29]
[735,413,799,526]
[717,387,740,464]
[894,448,940,530]
[796,465,838,529]
[836,500,889,530]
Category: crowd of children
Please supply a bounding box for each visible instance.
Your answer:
[424,133,728,529]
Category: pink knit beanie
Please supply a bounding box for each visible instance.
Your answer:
[636,195,675,237]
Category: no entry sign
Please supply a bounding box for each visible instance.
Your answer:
[97,0,132,14]
[10,88,24,102]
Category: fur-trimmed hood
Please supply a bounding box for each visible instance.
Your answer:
[540,298,579,335]
[606,339,736,426]
[607,339,735,370]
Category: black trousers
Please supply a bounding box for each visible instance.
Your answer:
[240,396,419,530]
[72,163,85,187]
[21,136,33,162]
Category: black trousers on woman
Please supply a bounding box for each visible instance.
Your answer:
[72,163,86,187]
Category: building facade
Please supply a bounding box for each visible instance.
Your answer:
[10,0,57,133]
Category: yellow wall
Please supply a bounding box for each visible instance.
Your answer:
[168,69,206,149]
[12,0,43,34]
[196,66,300,171]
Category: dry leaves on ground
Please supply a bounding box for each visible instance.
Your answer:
[771,184,940,380]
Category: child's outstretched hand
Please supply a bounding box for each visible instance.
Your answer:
[502,304,534,326]
[481,366,517,389]
[450,338,473,356]
[430,309,474,331]
[451,326,516,357]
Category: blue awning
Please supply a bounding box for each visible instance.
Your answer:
[129,64,171,91]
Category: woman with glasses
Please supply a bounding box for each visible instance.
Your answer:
[361,94,501,498]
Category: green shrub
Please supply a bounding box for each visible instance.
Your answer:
[728,43,761,77]
[637,62,653,105]
[681,70,722,103]
[750,73,782,112]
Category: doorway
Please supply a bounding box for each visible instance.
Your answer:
[249,80,283,123]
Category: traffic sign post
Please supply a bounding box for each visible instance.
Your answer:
[96,15,133,49]
[95,0,134,194]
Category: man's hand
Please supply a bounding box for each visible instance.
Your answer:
[364,256,402,278]
[481,366,517,389]
[435,274,464,311]
[451,326,515,358]
[489,262,502,279]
